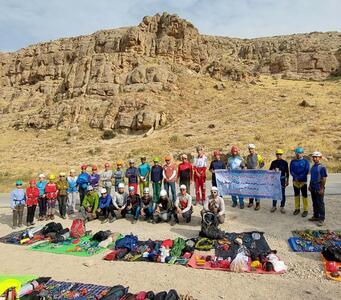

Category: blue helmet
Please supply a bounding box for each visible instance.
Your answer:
[295,147,304,154]
[15,180,23,186]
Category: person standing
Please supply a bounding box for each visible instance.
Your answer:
[209,150,225,187]
[76,165,90,206]
[113,161,124,192]
[89,165,100,193]
[308,151,328,227]
[26,179,39,226]
[56,172,69,219]
[269,149,289,213]
[45,174,58,220]
[138,156,151,195]
[163,155,177,203]
[151,157,163,207]
[290,147,310,217]
[10,180,26,229]
[67,169,78,215]
[193,145,207,205]
[177,154,193,193]
[125,159,139,193]
[227,146,245,209]
[101,163,113,195]
[36,174,47,221]
[246,144,265,210]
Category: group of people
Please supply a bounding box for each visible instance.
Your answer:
[9,144,328,228]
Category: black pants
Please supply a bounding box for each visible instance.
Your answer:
[26,205,37,224]
[79,187,87,206]
[293,183,308,197]
[38,196,47,217]
[112,206,129,218]
[311,189,325,221]
[58,195,67,217]
[173,208,193,223]
[96,206,116,219]
[249,198,260,205]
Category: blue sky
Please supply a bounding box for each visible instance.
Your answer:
[0,0,340,52]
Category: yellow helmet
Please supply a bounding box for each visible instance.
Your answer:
[276,149,284,155]
[48,174,56,181]
[116,160,123,166]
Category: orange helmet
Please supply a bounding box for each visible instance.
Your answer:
[81,164,88,170]
[164,155,172,161]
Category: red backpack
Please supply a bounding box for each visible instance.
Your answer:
[70,219,85,238]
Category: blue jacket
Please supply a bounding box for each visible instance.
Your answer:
[99,194,113,209]
[10,189,26,209]
[76,172,90,189]
[36,181,47,196]
[67,176,78,193]
[290,158,310,182]
[125,167,138,184]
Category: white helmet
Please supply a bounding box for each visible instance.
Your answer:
[211,186,218,192]
[180,184,187,190]
[128,186,135,192]
[143,187,149,194]
[248,144,256,149]
[100,188,107,194]
[118,183,125,189]
[312,151,322,157]
[38,174,45,178]
[160,190,167,197]
[87,185,94,191]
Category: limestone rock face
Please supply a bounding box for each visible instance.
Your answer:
[1,13,340,132]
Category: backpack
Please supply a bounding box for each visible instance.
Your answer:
[322,245,341,262]
[70,219,85,238]
[42,222,63,235]
[92,230,111,242]
[199,212,225,240]
[115,234,138,251]
[101,285,128,300]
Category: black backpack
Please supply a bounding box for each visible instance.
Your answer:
[42,222,63,235]
[92,230,111,242]
[322,245,341,262]
[101,285,128,300]
[199,212,225,240]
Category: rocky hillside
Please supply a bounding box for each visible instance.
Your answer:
[0,12,340,135]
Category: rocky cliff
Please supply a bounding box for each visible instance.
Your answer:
[0,12,340,132]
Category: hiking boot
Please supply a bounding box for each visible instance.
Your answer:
[151,219,156,224]
[270,207,277,213]
[232,202,237,208]
[301,211,308,218]
[62,215,67,219]
[308,217,319,222]
[132,219,137,224]
[147,218,152,223]
[240,204,244,209]
[280,207,286,214]
[101,218,109,224]
[293,209,300,215]
[109,216,117,223]
[247,202,253,208]
[254,203,260,211]
[317,220,324,227]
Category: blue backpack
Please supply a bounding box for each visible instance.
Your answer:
[115,234,138,251]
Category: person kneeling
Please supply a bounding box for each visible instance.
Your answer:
[97,188,115,223]
[173,184,193,225]
[153,190,173,224]
[126,186,142,224]
[141,187,154,222]
[80,186,99,222]
[202,186,225,224]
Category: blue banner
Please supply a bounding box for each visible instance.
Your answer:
[215,169,282,200]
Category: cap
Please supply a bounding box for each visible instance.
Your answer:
[118,183,125,189]
[180,184,187,190]
[276,149,284,155]
[295,147,304,154]
[312,151,322,157]
[160,190,167,197]
[70,169,76,173]
[128,186,135,192]
[87,185,94,191]
[100,188,107,194]
[140,156,146,159]
[143,187,149,194]
[117,160,123,166]
[92,165,98,171]
[248,144,256,149]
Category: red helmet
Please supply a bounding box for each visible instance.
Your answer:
[231,146,239,153]
[81,165,88,170]
[104,163,110,168]
[92,165,98,171]
[29,179,36,185]
[213,150,221,157]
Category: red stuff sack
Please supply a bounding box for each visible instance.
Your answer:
[70,219,85,238]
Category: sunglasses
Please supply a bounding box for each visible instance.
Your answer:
[165,160,170,162]
[212,191,218,194]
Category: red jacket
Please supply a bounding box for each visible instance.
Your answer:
[26,187,39,206]
[45,183,57,200]
[177,162,193,182]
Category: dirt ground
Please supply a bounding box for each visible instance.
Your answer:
[0,195,341,300]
